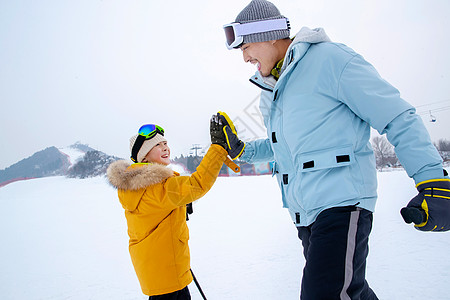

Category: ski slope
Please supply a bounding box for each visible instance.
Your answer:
[58,146,86,166]
[0,170,449,299]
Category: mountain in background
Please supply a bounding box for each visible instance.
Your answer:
[0,143,122,187]
[0,146,70,187]
[69,141,96,153]
[67,149,121,179]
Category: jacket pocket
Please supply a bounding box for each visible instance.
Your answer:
[298,144,355,172]
[296,145,360,211]
[178,223,189,244]
[272,162,289,208]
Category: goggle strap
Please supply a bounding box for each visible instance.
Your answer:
[131,134,147,162]
[235,18,289,36]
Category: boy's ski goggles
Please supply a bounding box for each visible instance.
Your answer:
[223,18,290,50]
[138,124,164,138]
[130,124,165,162]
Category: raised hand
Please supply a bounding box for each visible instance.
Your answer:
[210,114,227,150]
[217,111,245,160]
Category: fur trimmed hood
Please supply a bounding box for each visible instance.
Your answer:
[107,160,175,191]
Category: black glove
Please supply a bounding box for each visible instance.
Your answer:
[401,178,450,232]
[217,112,245,160]
[210,115,227,150]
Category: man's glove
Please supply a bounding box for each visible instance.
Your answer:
[217,111,245,160]
[401,178,450,232]
[210,114,228,150]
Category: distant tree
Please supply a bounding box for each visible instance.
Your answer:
[67,150,121,178]
[70,142,95,153]
[437,139,450,151]
[371,135,398,170]
[186,155,202,173]
[435,139,450,161]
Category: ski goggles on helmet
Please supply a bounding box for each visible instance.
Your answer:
[223,18,290,50]
[130,124,164,162]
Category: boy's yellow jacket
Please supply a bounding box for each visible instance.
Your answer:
[107,145,227,296]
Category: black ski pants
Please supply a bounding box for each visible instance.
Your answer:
[297,206,378,300]
[149,286,191,300]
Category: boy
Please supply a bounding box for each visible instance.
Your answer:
[107,120,236,299]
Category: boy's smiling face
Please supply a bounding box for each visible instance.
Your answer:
[143,141,171,165]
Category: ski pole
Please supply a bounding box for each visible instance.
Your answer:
[190,268,207,300]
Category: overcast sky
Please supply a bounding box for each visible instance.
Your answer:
[1,0,449,169]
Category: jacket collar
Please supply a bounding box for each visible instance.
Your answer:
[107,160,175,191]
[249,27,331,92]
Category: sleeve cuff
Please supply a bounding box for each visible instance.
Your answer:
[413,168,447,185]
[239,142,254,162]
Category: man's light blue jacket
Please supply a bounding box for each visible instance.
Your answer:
[240,28,443,226]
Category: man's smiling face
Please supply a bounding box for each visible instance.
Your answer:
[240,40,280,77]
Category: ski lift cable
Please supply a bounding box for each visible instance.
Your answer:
[414,99,450,108]
[417,105,450,113]
[431,107,450,113]
[417,106,450,115]
[417,105,450,115]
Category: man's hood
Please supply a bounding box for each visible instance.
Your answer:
[250,27,331,90]
[280,27,331,74]
[291,27,331,45]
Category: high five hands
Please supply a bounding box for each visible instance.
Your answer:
[210,112,245,160]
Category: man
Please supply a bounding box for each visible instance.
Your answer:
[221,0,450,299]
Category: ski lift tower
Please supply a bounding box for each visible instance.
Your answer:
[190,144,202,157]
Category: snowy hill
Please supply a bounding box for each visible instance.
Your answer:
[0,171,449,299]
[0,143,121,186]
[0,147,70,187]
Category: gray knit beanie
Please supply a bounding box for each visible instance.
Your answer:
[235,0,290,44]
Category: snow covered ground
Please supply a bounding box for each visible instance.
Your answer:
[1,170,449,299]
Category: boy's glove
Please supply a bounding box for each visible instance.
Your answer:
[217,111,245,160]
[401,178,450,232]
[210,115,227,150]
